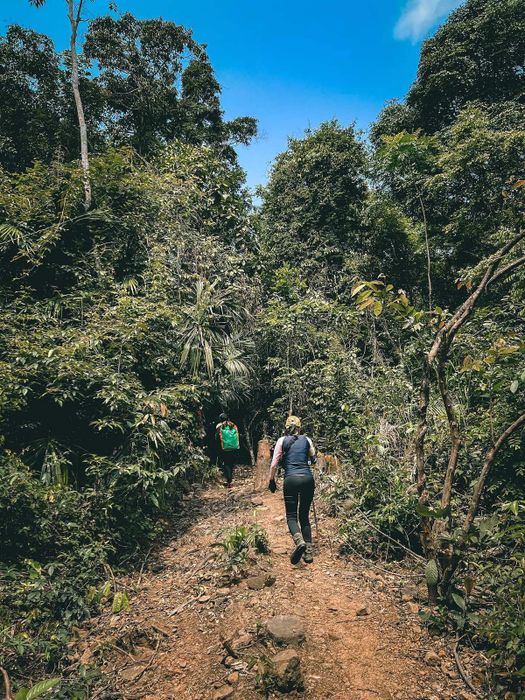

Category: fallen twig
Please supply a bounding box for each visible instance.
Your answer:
[181,552,216,587]
[334,617,362,624]
[167,597,195,617]
[136,546,153,587]
[133,639,161,683]
[106,643,137,663]
[345,542,421,579]
[220,636,239,659]
[454,635,481,697]
[355,508,425,562]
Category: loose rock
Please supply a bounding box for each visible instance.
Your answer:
[265,615,306,646]
[231,633,252,651]
[213,685,234,700]
[401,587,418,602]
[227,671,239,685]
[261,648,304,693]
[424,650,441,667]
[246,574,275,590]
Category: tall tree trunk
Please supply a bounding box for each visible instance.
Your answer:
[415,356,432,555]
[253,438,271,492]
[67,0,92,211]
[242,416,256,466]
[418,193,432,311]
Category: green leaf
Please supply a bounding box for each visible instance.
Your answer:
[425,559,439,587]
[416,503,451,519]
[26,678,60,699]
[112,590,130,614]
[351,282,367,297]
[451,592,466,611]
[373,300,383,317]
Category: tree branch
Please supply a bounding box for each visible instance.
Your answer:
[461,412,525,541]
[487,254,525,287]
[427,231,524,365]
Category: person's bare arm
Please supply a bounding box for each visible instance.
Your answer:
[307,437,317,462]
[269,437,284,481]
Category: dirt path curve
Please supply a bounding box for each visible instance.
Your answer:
[82,473,471,700]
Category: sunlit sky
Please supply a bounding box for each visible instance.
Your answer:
[2,0,463,190]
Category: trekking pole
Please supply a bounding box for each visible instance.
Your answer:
[312,498,320,540]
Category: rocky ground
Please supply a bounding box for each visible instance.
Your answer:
[73,472,484,699]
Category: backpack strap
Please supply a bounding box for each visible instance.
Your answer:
[282,434,299,456]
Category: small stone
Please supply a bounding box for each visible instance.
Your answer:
[265,615,306,646]
[198,595,211,603]
[251,497,264,506]
[217,587,231,596]
[273,546,288,555]
[213,685,234,700]
[407,602,420,614]
[231,634,252,651]
[401,587,418,602]
[262,648,304,693]
[246,575,275,590]
[119,665,143,682]
[356,606,369,617]
[444,667,459,680]
[424,650,441,666]
[227,671,239,685]
[328,633,341,641]
[223,656,235,667]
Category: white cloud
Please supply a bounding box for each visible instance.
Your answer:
[394,0,463,42]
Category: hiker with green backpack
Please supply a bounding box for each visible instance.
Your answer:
[268,415,317,564]
[216,413,240,489]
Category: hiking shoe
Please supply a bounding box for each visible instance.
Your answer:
[303,543,313,563]
[290,533,306,565]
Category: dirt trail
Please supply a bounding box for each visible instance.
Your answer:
[80,473,474,700]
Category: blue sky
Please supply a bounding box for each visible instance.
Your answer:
[1,0,463,190]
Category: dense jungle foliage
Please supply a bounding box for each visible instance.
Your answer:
[0,0,524,697]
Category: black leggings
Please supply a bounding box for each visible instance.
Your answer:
[283,473,315,543]
[219,452,235,483]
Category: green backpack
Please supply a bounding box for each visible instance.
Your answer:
[220,423,239,451]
